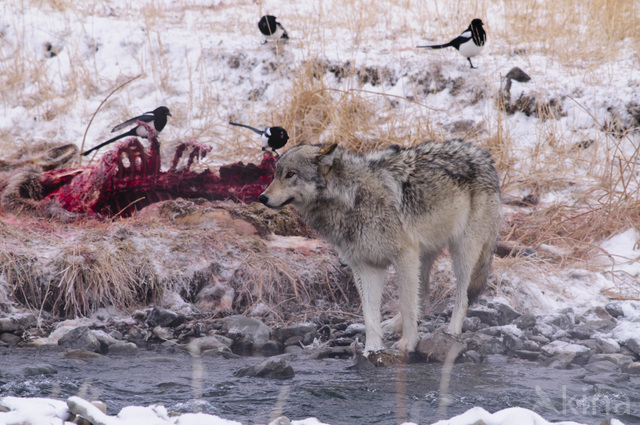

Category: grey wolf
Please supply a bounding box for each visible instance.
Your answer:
[229,121,289,154]
[259,141,501,355]
[82,106,171,156]
[417,19,486,68]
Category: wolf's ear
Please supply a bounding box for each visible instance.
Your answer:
[316,144,338,169]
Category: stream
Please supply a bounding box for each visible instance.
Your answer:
[1,347,639,424]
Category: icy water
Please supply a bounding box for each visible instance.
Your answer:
[1,347,638,425]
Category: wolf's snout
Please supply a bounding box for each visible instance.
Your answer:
[258,194,269,205]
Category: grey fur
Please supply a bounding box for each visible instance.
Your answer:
[260,140,502,354]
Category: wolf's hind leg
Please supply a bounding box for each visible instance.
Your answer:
[381,249,437,335]
[393,248,421,353]
[353,265,386,354]
[448,237,484,334]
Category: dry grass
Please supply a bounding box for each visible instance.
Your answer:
[0,199,358,320]
[500,0,640,63]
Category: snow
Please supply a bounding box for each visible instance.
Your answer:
[0,397,613,425]
[599,229,640,278]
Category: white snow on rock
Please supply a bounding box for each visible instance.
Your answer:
[429,406,604,425]
[540,340,590,357]
[0,397,619,425]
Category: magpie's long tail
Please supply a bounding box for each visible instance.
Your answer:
[416,42,451,49]
[228,121,263,135]
[81,131,131,156]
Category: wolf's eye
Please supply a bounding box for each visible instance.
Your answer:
[285,171,296,179]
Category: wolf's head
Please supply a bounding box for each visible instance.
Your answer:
[258,144,337,210]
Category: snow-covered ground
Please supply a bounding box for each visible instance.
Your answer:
[1,0,639,424]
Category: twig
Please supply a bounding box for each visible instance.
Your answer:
[80,74,142,165]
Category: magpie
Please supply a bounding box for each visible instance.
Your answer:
[229,121,289,154]
[258,15,288,41]
[417,19,486,68]
[82,106,172,156]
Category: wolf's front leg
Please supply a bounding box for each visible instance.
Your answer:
[353,265,386,355]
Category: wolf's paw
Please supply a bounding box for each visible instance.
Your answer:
[365,349,397,367]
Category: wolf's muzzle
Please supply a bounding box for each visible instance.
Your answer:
[258,194,269,205]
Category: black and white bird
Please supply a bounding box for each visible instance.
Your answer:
[229,121,289,154]
[258,15,288,42]
[417,19,486,69]
[82,106,172,156]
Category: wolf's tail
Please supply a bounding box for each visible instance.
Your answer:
[467,238,496,303]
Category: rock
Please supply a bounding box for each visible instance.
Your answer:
[513,313,536,331]
[623,337,640,357]
[461,350,483,363]
[63,349,102,359]
[152,326,174,341]
[503,333,524,352]
[315,346,355,359]
[466,332,506,356]
[67,396,111,425]
[92,330,120,353]
[330,337,354,347]
[584,361,619,374]
[623,362,640,375]
[466,305,498,326]
[533,323,555,339]
[284,345,302,354]
[588,353,634,368]
[58,326,100,353]
[347,354,377,371]
[261,340,283,357]
[0,313,37,333]
[542,313,573,331]
[124,327,145,343]
[273,323,317,342]
[284,335,303,347]
[108,342,139,355]
[269,416,292,425]
[569,326,593,340]
[604,302,625,318]
[187,336,232,356]
[522,340,541,352]
[234,358,294,379]
[528,334,550,345]
[23,364,57,377]
[109,330,124,340]
[0,333,21,345]
[462,316,482,332]
[490,303,522,325]
[343,323,365,337]
[514,350,539,361]
[417,331,467,362]
[505,67,531,83]
[591,336,619,354]
[146,307,184,328]
[582,372,630,386]
[223,315,271,355]
[541,340,590,358]
[544,353,576,369]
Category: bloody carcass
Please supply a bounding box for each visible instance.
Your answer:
[39,122,276,217]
